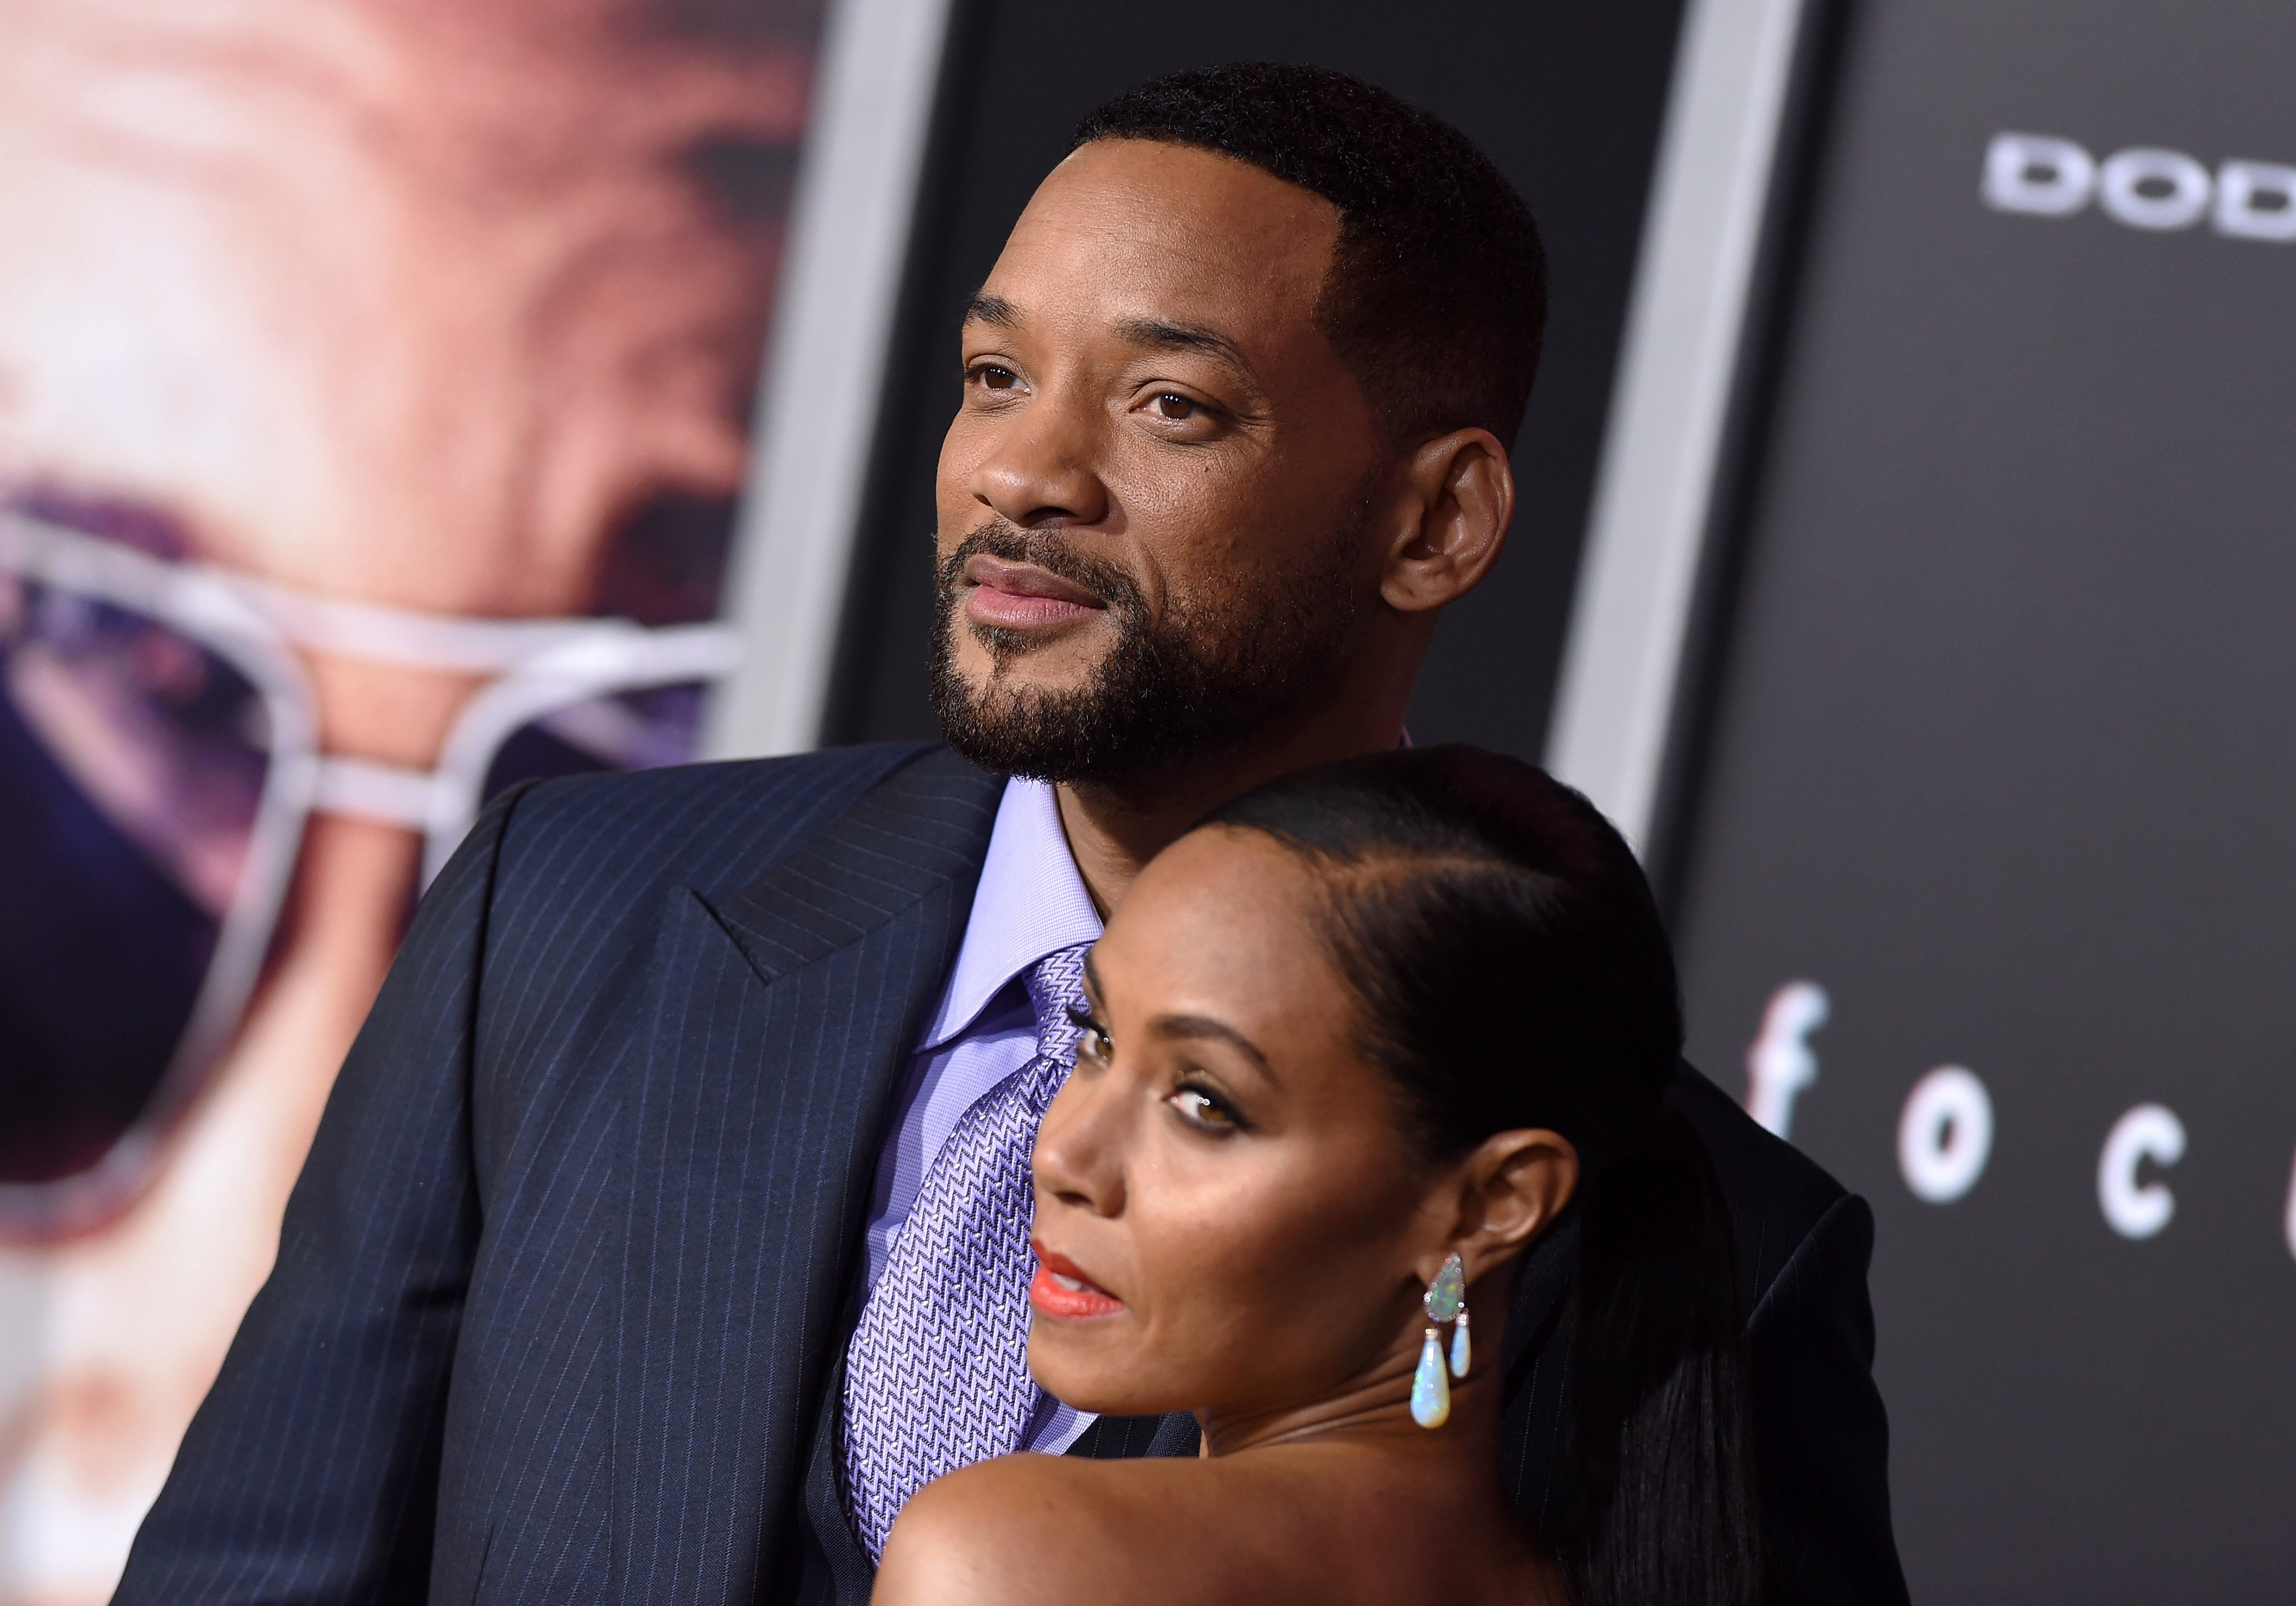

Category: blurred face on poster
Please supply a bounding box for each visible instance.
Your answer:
[0,0,822,1597]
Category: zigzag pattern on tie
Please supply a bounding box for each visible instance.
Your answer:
[839,944,1091,1561]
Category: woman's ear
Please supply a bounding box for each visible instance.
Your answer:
[1377,426,1515,616]
[1424,1128,1579,1285]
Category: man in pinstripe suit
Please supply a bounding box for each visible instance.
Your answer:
[118,66,1905,1605]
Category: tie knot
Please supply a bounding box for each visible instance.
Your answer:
[1023,944,1092,1069]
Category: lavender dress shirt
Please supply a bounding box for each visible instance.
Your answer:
[857,776,1104,1454]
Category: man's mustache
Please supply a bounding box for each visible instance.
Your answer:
[936,521,1145,618]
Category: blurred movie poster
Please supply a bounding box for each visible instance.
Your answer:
[0,0,830,1596]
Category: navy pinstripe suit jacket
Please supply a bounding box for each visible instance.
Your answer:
[116,743,1906,1605]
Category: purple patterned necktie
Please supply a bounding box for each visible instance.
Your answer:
[839,943,1091,1561]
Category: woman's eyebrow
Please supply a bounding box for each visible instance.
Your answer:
[1148,1015,1276,1082]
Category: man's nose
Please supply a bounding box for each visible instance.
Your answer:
[1032,1068,1126,1217]
[967,384,1110,529]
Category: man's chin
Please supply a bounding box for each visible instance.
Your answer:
[928,595,1291,784]
[931,672,1133,786]
[956,635,1111,699]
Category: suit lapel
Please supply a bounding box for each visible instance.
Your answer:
[609,748,1000,1602]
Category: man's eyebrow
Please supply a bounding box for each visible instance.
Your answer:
[1111,316,1256,378]
[1150,1013,1276,1080]
[964,292,1019,328]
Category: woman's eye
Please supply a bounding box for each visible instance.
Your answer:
[975,365,1018,391]
[1169,1087,1238,1131]
[1066,1006,1111,1061]
[1152,392,1199,420]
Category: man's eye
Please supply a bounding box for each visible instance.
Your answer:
[1152,392,1198,420]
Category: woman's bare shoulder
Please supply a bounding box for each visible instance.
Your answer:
[872,1453,1221,1606]
[871,1443,1560,1606]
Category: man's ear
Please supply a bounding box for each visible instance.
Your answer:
[1378,426,1515,615]
[1418,1127,1578,1288]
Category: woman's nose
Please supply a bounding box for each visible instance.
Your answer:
[1032,1067,1126,1217]
[966,384,1111,530]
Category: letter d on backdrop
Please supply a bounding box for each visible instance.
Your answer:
[1984,132,2096,215]
[2215,160,2296,241]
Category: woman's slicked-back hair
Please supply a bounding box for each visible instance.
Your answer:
[1202,746,1760,1606]
[1205,744,1677,1168]
[1074,63,1547,450]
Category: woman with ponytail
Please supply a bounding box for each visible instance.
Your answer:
[873,746,1760,1606]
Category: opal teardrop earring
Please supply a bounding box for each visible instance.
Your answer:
[1410,1253,1471,1428]
[1411,1326,1449,1428]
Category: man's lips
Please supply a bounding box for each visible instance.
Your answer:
[1029,1240,1126,1320]
[962,554,1106,630]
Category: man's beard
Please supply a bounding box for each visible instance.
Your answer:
[927,515,1363,784]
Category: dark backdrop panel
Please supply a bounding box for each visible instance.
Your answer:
[823,0,1686,757]
[1668,0,2296,1598]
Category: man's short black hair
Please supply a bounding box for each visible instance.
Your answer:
[1074,62,1547,449]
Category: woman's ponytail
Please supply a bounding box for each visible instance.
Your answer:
[1563,1103,1760,1606]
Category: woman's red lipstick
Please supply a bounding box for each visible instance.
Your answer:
[1029,1240,1126,1320]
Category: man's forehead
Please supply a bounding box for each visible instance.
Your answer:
[1023,140,1337,260]
[976,140,1339,336]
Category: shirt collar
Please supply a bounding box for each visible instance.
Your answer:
[916,776,1103,1051]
